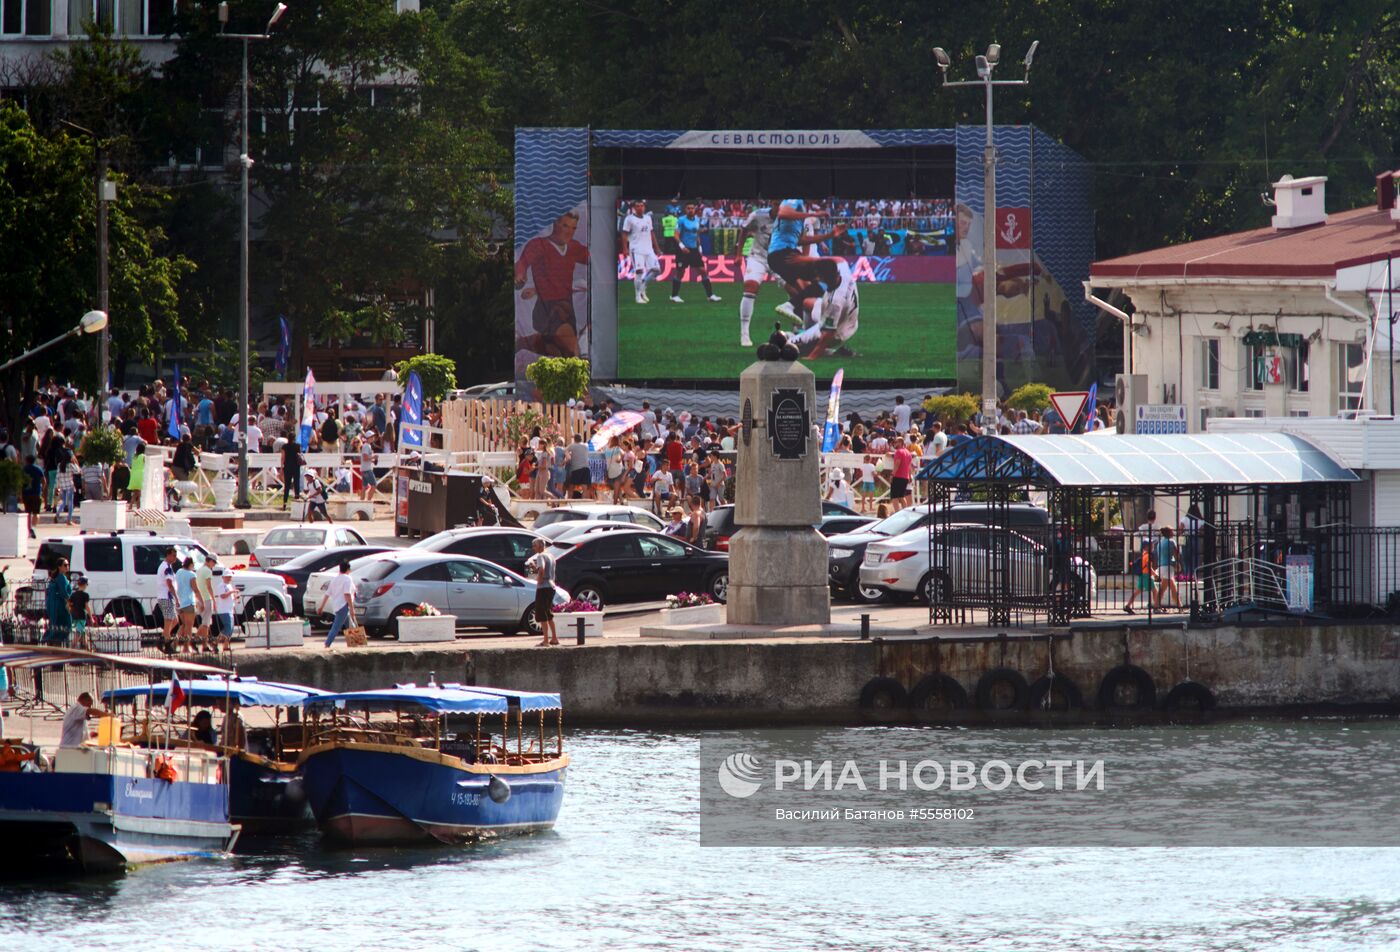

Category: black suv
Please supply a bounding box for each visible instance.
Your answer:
[702,500,860,551]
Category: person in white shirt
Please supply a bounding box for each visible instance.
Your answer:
[826,468,855,509]
[620,200,661,304]
[892,396,912,433]
[60,693,107,747]
[318,561,357,648]
[245,420,264,452]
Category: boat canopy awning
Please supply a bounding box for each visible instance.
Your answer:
[104,678,328,708]
[916,433,1360,487]
[303,684,562,715]
[0,645,227,675]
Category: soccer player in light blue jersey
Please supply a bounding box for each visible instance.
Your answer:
[669,202,722,303]
[768,199,846,323]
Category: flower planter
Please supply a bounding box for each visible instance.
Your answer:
[659,603,724,626]
[396,614,457,643]
[87,625,143,655]
[244,619,304,648]
[0,512,26,558]
[210,477,237,512]
[80,500,127,532]
[554,611,604,640]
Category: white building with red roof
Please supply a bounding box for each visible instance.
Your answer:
[1089,172,1400,430]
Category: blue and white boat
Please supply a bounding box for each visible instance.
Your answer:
[298,684,567,845]
[0,646,240,875]
[104,677,328,835]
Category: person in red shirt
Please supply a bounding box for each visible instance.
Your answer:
[664,433,684,472]
[515,212,590,359]
[136,410,159,445]
[888,437,914,511]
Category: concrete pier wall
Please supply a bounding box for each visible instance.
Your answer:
[234,623,1400,724]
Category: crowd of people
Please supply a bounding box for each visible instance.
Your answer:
[1,377,415,534]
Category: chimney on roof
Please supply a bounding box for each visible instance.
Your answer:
[1382,169,1400,226]
[1270,174,1327,230]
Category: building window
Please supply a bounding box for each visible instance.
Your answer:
[67,0,170,34]
[1286,341,1310,393]
[1288,410,1311,418]
[1200,338,1220,390]
[3,0,52,33]
[1336,342,1365,411]
[1244,408,1265,418]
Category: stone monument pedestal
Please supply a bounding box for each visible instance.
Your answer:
[728,526,830,626]
[725,356,831,627]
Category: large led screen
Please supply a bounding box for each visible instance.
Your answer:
[615,197,956,382]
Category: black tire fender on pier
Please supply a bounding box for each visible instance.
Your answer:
[857,677,909,710]
[1097,665,1157,711]
[1026,674,1084,712]
[1162,680,1216,714]
[908,673,969,712]
[974,667,1030,711]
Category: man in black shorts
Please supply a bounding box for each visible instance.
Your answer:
[525,539,558,646]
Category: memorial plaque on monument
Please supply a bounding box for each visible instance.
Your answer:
[767,388,809,461]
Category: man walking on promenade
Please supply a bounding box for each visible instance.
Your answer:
[319,561,357,648]
[526,539,558,646]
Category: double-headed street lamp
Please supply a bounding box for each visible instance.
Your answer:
[933,40,1038,423]
[218,0,287,509]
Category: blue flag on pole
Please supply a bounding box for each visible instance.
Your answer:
[298,368,316,450]
[275,316,291,380]
[167,364,182,440]
[401,372,424,447]
[1084,382,1099,431]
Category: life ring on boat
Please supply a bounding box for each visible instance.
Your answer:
[1096,665,1157,712]
[153,754,180,783]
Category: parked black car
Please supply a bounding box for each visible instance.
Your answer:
[703,501,862,551]
[269,545,393,615]
[412,527,544,577]
[553,530,729,610]
[827,503,1050,603]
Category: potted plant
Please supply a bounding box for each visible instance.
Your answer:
[554,598,603,640]
[0,459,26,557]
[77,427,128,531]
[396,602,456,643]
[660,592,724,625]
[244,606,303,648]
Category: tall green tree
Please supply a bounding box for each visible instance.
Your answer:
[0,103,192,405]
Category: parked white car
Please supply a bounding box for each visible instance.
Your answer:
[21,531,293,625]
[532,504,666,532]
[251,523,369,569]
[859,523,1097,605]
[304,549,416,620]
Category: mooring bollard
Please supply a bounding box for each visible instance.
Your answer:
[860,613,871,640]
[576,616,586,645]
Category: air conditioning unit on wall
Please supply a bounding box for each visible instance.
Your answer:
[1115,374,1148,433]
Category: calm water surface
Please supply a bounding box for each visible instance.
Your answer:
[3,724,1400,951]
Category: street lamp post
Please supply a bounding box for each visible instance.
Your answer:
[218,0,287,509]
[58,120,115,414]
[933,41,1038,423]
[0,311,109,374]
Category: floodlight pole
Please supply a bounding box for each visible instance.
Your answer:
[935,43,1036,426]
[218,1,287,509]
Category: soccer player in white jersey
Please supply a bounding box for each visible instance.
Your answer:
[734,200,777,347]
[620,200,661,303]
[792,260,860,359]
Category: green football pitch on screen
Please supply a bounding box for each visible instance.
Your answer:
[615,281,956,382]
